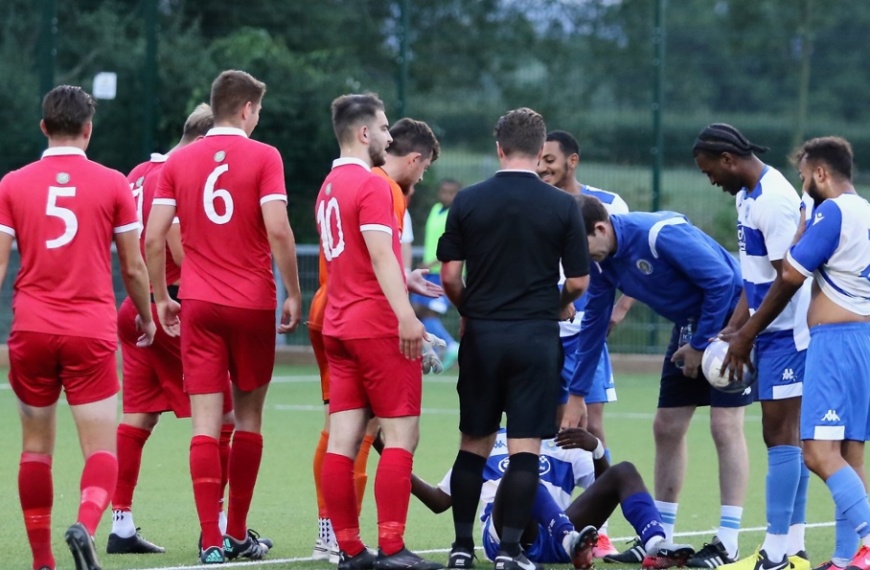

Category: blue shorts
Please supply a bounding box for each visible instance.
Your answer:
[659,324,754,408]
[410,273,450,314]
[482,514,569,563]
[754,331,805,401]
[801,322,870,441]
[560,334,616,405]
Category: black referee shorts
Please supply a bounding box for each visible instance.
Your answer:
[658,323,754,408]
[457,318,562,439]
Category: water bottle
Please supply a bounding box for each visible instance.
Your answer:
[675,318,696,369]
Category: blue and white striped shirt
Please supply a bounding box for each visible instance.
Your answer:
[736,165,808,349]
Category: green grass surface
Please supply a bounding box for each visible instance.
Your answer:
[0,365,851,569]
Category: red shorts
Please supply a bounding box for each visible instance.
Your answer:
[323,335,422,417]
[119,297,190,417]
[181,299,275,394]
[8,330,119,407]
[118,299,234,417]
[309,326,330,403]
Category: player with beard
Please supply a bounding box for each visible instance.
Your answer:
[309,116,442,563]
[316,93,442,570]
[693,124,810,570]
[721,137,870,570]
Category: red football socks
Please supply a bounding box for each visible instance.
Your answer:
[78,450,118,536]
[219,423,234,507]
[112,424,151,511]
[226,430,263,540]
[375,448,413,556]
[190,435,222,548]
[323,452,365,556]
[20,453,54,570]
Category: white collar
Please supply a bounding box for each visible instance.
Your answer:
[205,127,248,138]
[42,147,87,158]
[332,157,371,171]
[150,152,168,163]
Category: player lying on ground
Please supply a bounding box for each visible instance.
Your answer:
[390,427,694,570]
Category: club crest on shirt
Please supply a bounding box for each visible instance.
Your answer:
[214,150,226,162]
[325,183,332,196]
[636,259,653,275]
[56,172,70,184]
[538,456,552,476]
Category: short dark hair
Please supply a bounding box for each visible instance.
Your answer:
[546,130,580,158]
[331,93,385,145]
[388,118,440,162]
[42,85,96,137]
[575,194,608,236]
[494,107,546,158]
[181,103,214,141]
[792,136,854,180]
[210,70,266,122]
[692,123,769,158]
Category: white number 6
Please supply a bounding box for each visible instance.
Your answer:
[46,185,78,249]
[204,164,234,224]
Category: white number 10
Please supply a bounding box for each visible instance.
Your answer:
[204,164,234,224]
[317,197,345,260]
[45,185,78,249]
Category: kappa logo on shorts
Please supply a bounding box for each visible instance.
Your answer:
[782,368,795,381]
[821,409,841,422]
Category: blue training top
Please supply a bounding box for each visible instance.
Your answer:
[569,211,742,396]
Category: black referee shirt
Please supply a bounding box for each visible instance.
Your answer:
[436,170,590,321]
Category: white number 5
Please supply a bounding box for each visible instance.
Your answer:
[46,185,78,249]
[204,164,234,224]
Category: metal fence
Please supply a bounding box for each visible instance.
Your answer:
[0,242,674,354]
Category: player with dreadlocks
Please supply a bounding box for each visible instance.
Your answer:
[692,123,811,570]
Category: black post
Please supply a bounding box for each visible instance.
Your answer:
[142,0,158,156]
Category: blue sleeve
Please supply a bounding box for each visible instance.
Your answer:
[569,264,616,396]
[436,192,464,261]
[787,200,842,277]
[655,224,736,351]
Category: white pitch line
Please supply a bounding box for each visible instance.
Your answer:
[269,404,763,422]
[135,522,835,570]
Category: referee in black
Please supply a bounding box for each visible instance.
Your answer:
[437,107,590,570]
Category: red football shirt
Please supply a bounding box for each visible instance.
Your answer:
[316,157,404,339]
[0,147,139,341]
[128,154,181,285]
[154,127,287,310]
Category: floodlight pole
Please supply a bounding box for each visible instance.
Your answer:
[651,0,665,213]
[396,0,410,118]
[650,0,666,352]
[38,0,56,99]
[143,0,158,156]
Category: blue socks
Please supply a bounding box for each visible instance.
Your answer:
[791,462,810,526]
[422,316,456,346]
[531,484,574,537]
[623,492,666,546]
[767,446,801,534]
[834,506,859,565]
[826,466,870,540]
